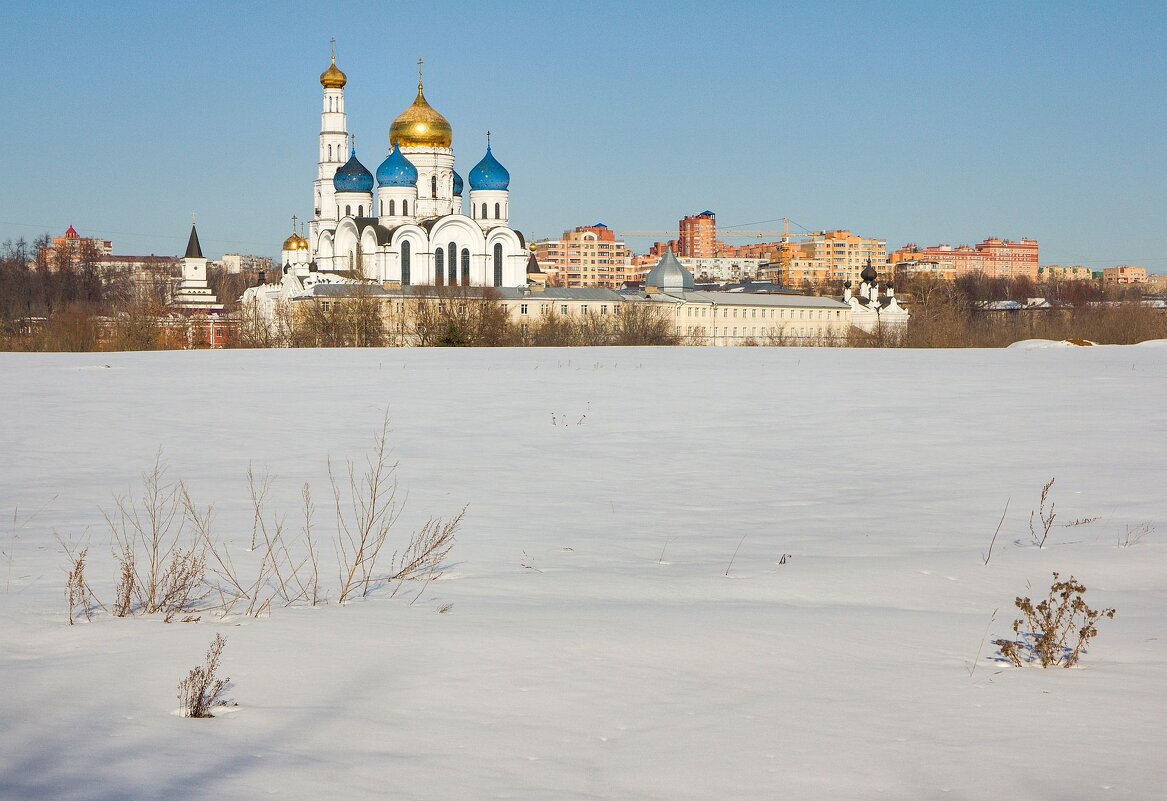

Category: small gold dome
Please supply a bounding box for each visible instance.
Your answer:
[389,84,452,149]
[283,233,308,251]
[320,58,347,89]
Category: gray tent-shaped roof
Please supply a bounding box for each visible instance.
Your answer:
[644,249,694,293]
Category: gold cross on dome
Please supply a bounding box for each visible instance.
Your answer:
[291,214,298,232]
[330,37,336,62]
[417,57,424,88]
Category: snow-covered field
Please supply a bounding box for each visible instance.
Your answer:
[2,345,1165,801]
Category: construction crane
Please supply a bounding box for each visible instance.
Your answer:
[622,218,808,242]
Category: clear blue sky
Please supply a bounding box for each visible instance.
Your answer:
[1,0,1164,269]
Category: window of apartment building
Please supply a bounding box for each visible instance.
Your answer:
[520,303,528,315]
[561,304,568,315]
[580,305,588,315]
[600,305,608,315]
[723,309,728,318]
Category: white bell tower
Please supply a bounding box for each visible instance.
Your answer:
[311,38,350,251]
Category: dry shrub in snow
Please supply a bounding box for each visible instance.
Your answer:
[995,573,1116,668]
[63,414,461,622]
[178,633,229,718]
[332,415,402,604]
[1028,477,1097,549]
[64,546,96,624]
[104,453,208,621]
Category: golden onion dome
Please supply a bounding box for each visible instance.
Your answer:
[389,83,452,149]
[320,57,347,89]
[296,235,310,251]
[282,233,307,251]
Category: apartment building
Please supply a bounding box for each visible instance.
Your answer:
[890,237,1039,280]
[533,224,635,288]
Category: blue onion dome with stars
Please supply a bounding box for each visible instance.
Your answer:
[469,144,509,191]
[333,147,374,193]
[453,170,464,196]
[376,146,419,188]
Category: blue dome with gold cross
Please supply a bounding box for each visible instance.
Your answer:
[469,145,509,191]
[333,148,374,193]
[376,146,418,188]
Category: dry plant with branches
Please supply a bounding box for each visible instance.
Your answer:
[63,414,463,623]
[1029,478,1098,549]
[177,633,230,718]
[332,415,402,604]
[1029,478,1057,548]
[63,544,102,624]
[994,572,1116,668]
[1119,522,1154,548]
[104,452,208,620]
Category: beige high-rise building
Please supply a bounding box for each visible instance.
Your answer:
[801,230,889,285]
[533,224,636,288]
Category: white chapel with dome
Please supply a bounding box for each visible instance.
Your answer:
[283,47,528,287]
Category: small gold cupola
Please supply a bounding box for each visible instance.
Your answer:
[320,39,347,89]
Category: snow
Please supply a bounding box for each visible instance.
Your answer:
[2,346,1166,800]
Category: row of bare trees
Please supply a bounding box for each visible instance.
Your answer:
[855,275,1166,347]
[233,286,680,349]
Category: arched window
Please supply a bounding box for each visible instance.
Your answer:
[481,203,487,219]
[435,248,444,286]
[358,205,363,217]
[495,203,501,220]
[388,199,395,216]
[461,248,470,286]
[401,240,411,286]
[447,243,457,285]
[328,144,333,160]
[345,205,351,217]
[493,243,503,287]
[431,176,437,198]
[402,200,408,216]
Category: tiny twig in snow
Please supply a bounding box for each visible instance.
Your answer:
[969,608,997,678]
[658,537,674,565]
[983,497,1009,565]
[725,534,747,577]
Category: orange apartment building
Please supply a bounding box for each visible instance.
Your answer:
[890,237,1039,280]
[678,211,718,257]
[533,224,636,288]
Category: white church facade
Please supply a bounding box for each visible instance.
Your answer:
[298,49,528,287]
